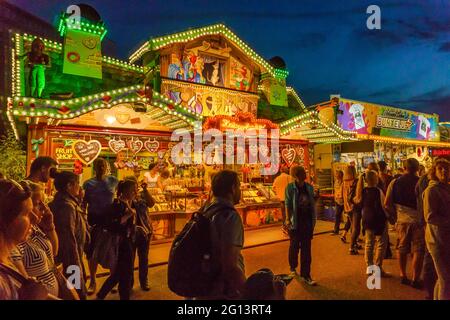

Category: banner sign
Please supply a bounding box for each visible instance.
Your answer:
[63,29,102,79]
[337,98,439,141]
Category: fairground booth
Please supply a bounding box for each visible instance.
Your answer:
[5,5,321,241]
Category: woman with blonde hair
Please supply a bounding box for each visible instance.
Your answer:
[423,158,450,299]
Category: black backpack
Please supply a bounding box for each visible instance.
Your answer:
[167,202,229,297]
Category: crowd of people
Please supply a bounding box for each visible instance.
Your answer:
[0,157,154,300]
[331,158,450,299]
[0,154,449,300]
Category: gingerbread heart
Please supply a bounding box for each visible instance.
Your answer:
[144,139,160,153]
[281,148,296,167]
[72,140,102,165]
[108,139,126,154]
[128,139,143,154]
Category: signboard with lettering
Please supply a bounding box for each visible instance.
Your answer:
[337,98,439,141]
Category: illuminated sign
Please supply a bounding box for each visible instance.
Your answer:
[431,149,450,157]
[55,147,74,160]
[376,115,413,131]
[337,98,439,141]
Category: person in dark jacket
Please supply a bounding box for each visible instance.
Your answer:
[49,171,89,300]
[285,165,317,286]
[96,179,138,300]
[124,176,155,292]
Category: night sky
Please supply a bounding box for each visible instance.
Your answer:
[11,0,450,120]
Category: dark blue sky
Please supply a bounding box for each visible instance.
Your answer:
[12,0,450,120]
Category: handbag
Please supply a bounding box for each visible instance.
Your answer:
[92,229,121,270]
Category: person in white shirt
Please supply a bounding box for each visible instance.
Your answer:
[272,166,293,222]
[144,163,161,189]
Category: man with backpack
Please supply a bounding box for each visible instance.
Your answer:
[385,158,425,288]
[168,170,246,299]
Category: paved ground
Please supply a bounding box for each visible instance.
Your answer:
[93,223,427,300]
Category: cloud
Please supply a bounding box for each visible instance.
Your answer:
[285,33,327,48]
[438,42,450,52]
[393,88,450,120]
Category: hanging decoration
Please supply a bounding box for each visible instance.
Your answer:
[144,138,160,153]
[72,139,102,165]
[281,145,296,167]
[31,137,44,157]
[127,138,143,155]
[108,137,126,154]
[64,139,73,147]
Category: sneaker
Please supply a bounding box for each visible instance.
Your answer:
[340,235,347,243]
[289,269,298,276]
[411,280,423,290]
[87,281,96,296]
[349,248,359,255]
[401,277,411,286]
[301,276,317,286]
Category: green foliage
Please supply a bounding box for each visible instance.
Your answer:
[0,133,26,181]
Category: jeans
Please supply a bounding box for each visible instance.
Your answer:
[288,231,312,278]
[351,210,362,248]
[425,224,450,300]
[132,231,151,287]
[334,204,344,234]
[365,226,388,267]
[97,237,134,300]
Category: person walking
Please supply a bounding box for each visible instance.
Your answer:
[49,171,89,300]
[82,158,118,295]
[423,158,450,300]
[385,158,424,288]
[96,180,138,300]
[354,171,390,276]
[285,165,317,286]
[341,165,357,245]
[332,170,344,235]
[125,176,155,292]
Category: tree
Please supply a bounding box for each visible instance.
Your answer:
[0,133,26,181]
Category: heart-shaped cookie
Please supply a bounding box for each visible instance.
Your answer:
[128,139,143,154]
[108,139,126,154]
[144,139,160,153]
[82,37,97,50]
[72,140,102,165]
[281,147,296,167]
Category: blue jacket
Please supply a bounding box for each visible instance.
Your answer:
[285,182,316,232]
